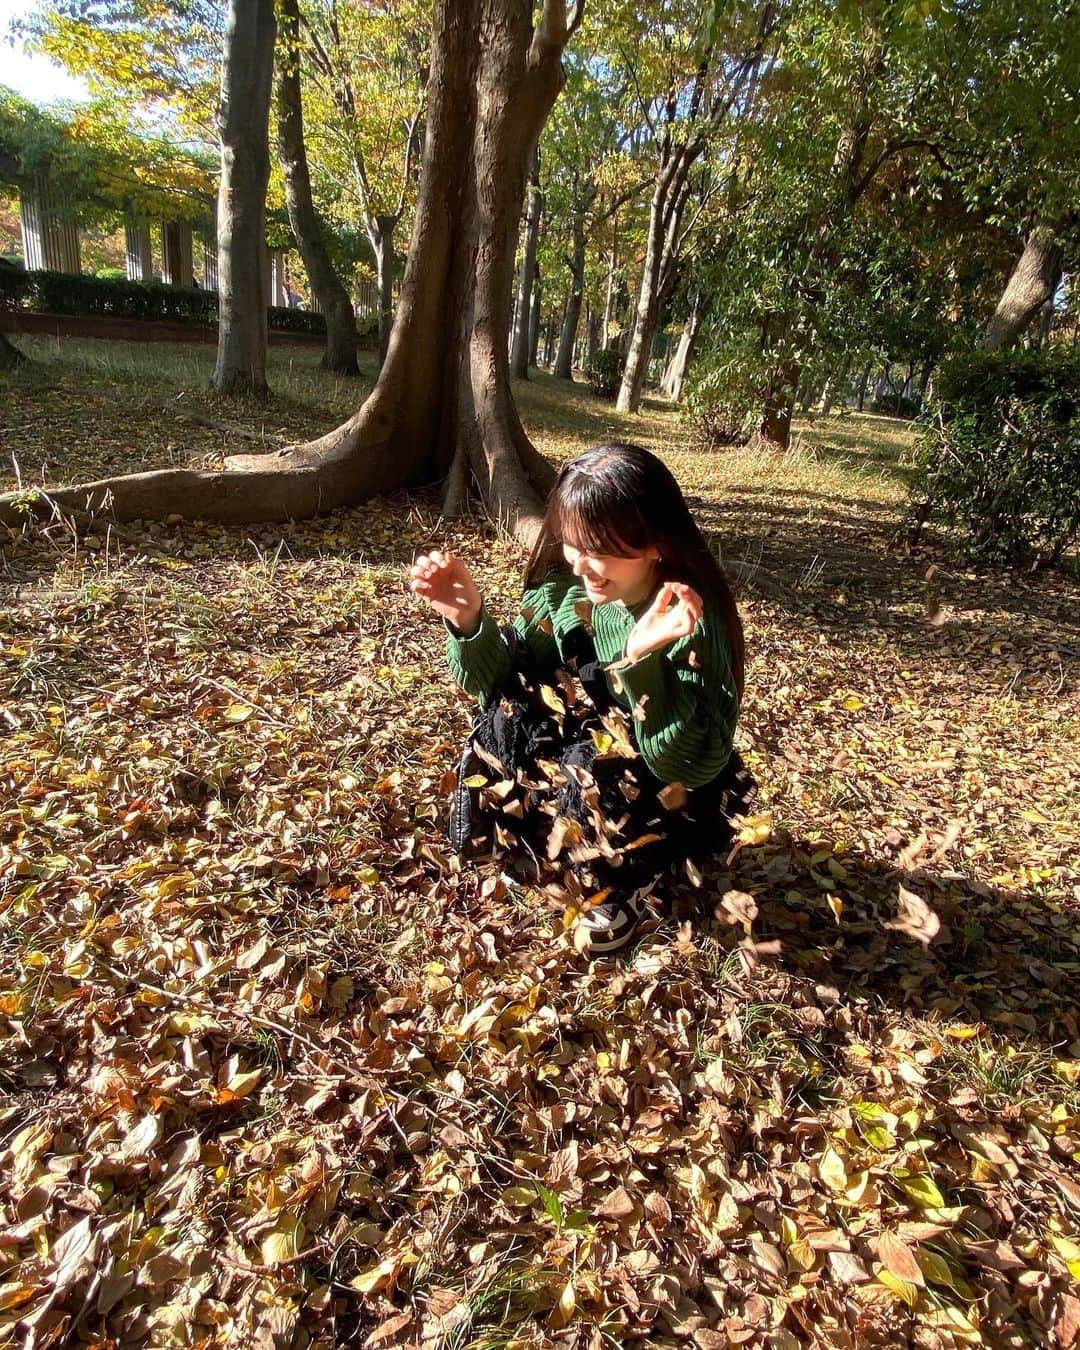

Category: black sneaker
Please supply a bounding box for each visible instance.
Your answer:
[572,884,655,957]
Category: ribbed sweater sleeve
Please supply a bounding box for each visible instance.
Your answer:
[444,572,587,705]
[444,606,510,703]
[612,610,739,788]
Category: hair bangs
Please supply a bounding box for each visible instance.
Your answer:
[555,475,648,558]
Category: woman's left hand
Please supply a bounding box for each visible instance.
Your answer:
[625,582,703,662]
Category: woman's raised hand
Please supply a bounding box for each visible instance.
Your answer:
[408,549,483,634]
[625,581,703,663]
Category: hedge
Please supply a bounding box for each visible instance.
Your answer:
[0,265,329,336]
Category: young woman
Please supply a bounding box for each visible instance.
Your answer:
[409,443,751,956]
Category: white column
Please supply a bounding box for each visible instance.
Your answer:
[124,221,153,280]
[19,180,81,273]
[267,248,287,307]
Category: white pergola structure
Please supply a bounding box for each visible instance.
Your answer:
[19,178,81,273]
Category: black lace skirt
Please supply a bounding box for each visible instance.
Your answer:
[448,628,754,902]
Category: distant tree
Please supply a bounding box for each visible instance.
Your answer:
[275,0,359,374]
[211,0,276,398]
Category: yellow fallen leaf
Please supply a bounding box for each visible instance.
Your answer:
[944,1024,981,1040]
[876,1270,920,1309]
[0,1282,38,1312]
[818,1146,848,1192]
[842,694,864,711]
[261,1219,304,1267]
[224,703,254,723]
[737,812,773,845]
[899,1174,946,1208]
[547,1278,576,1329]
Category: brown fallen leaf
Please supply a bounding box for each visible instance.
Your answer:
[365,1310,414,1347]
[595,1186,635,1220]
[885,884,941,945]
[876,1230,925,1286]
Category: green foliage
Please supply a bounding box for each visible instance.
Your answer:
[682,345,759,448]
[585,347,622,399]
[909,348,1080,567]
[0,87,215,227]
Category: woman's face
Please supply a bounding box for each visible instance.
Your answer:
[562,539,659,607]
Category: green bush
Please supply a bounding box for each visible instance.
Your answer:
[0,266,348,336]
[267,304,326,335]
[586,347,623,399]
[682,358,758,449]
[908,347,1080,567]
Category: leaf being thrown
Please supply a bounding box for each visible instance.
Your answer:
[885,885,941,945]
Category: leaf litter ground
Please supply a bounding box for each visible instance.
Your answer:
[1,340,1079,1348]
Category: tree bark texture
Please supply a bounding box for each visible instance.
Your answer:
[373,215,397,366]
[616,141,697,414]
[510,154,542,380]
[275,0,359,376]
[212,0,276,398]
[553,201,588,379]
[982,228,1064,352]
[2,0,575,539]
[660,300,700,401]
[0,332,26,369]
[757,357,800,447]
[527,268,542,366]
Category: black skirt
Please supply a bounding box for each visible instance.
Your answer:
[449,627,754,902]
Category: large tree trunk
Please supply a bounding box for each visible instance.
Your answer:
[212,0,276,398]
[0,332,26,369]
[275,0,359,376]
[2,0,574,538]
[553,206,586,380]
[510,154,542,380]
[982,227,1064,352]
[660,299,700,401]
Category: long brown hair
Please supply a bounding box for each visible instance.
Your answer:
[525,444,745,697]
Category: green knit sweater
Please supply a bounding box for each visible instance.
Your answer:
[445,570,738,788]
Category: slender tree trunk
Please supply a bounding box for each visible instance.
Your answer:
[856,361,871,412]
[2,0,575,537]
[542,308,557,367]
[983,227,1064,352]
[757,358,800,447]
[660,300,700,401]
[819,356,849,415]
[585,305,600,366]
[0,332,26,369]
[527,269,542,367]
[602,221,617,343]
[373,215,397,365]
[616,143,696,414]
[212,0,276,398]
[275,0,359,375]
[553,209,586,379]
[510,154,542,379]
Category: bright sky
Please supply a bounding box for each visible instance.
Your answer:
[1,0,90,105]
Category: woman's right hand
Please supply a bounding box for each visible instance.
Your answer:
[408,549,483,634]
